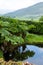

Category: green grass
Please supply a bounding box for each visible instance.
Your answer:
[25,33,43,44]
[0,50,3,58]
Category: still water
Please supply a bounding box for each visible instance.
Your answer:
[23,45,43,65]
[14,45,43,65]
[0,45,43,65]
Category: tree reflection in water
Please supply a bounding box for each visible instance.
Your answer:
[1,44,43,61]
[3,45,35,61]
[13,45,35,61]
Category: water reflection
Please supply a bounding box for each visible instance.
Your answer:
[14,45,35,61]
[3,45,35,61]
[23,45,43,65]
[13,45,43,65]
[0,44,43,65]
[34,44,43,48]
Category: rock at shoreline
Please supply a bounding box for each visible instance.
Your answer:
[0,58,34,65]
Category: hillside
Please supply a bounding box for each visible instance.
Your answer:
[4,2,43,19]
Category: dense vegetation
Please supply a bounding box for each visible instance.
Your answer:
[0,16,43,61]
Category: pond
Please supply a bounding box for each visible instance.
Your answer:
[13,45,43,65]
[22,45,43,65]
[0,45,43,65]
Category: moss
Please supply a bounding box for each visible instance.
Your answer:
[0,50,3,58]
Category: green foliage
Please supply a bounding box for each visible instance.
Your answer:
[0,16,43,47]
[0,17,28,46]
[39,16,43,21]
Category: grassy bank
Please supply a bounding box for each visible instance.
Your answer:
[25,33,43,44]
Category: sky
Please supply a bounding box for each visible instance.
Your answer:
[0,0,43,14]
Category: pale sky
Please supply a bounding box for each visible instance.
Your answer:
[0,0,43,14]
